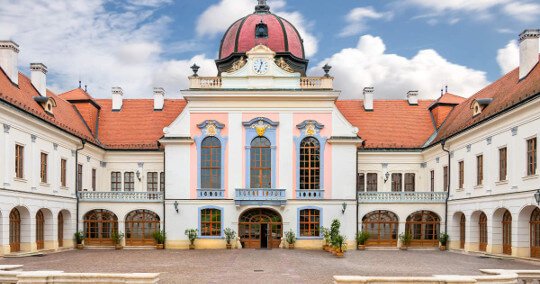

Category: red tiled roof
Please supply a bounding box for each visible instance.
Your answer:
[433,57,540,145]
[94,99,186,150]
[60,88,100,105]
[429,92,466,107]
[336,100,436,149]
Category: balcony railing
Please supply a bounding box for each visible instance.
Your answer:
[299,77,333,89]
[357,191,447,203]
[296,189,324,199]
[189,76,222,89]
[197,189,225,199]
[189,76,333,90]
[78,191,163,202]
[235,188,287,206]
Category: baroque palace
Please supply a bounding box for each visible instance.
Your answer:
[0,1,539,257]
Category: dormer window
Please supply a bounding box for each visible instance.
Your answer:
[33,96,56,115]
[471,98,493,116]
[255,21,268,38]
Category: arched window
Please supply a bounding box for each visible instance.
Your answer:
[36,210,44,250]
[9,208,21,252]
[250,137,271,188]
[299,209,320,237]
[125,210,160,246]
[58,212,64,247]
[83,209,118,246]
[530,208,540,258]
[479,212,487,251]
[299,137,320,190]
[362,210,399,246]
[460,214,466,249]
[201,137,221,189]
[406,210,440,247]
[255,21,268,38]
[200,208,222,237]
[502,210,512,255]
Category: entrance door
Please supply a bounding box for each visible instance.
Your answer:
[502,210,512,255]
[479,212,487,252]
[58,212,64,248]
[362,210,398,246]
[36,210,45,250]
[239,208,282,249]
[9,209,21,252]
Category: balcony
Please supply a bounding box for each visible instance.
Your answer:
[189,76,333,90]
[235,188,287,206]
[357,191,447,203]
[296,189,324,199]
[78,191,163,203]
[197,189,225,199]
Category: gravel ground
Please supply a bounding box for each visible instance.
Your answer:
[2,249,540,283]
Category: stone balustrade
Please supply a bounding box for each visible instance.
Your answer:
[197,189,225,199]
[78,191,163,202]
[299,77,333,89]
[189,76,222,89]
[235,188,286,205]
[296,189,324,199]
[357,191,447,203]
[189,76,333,90]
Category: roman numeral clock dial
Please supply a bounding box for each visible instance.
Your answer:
[252,58,269,75]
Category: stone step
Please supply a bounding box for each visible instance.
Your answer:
[3,251,45,258]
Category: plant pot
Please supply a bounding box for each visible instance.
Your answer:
[156,244,164,250]
[357,245,366,250]
[76,244,84,250]
[322,244,328,250]
[331,248,337,255]
[115,244,123,250]
[439,245,446,251]
[400,246,408,250]
[189,244,195,250]
[226,243,232,249]
[288,244,294,249]
[335,251,344,258]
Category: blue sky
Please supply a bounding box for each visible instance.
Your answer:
[0,0,538,99]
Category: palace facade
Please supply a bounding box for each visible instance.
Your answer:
[0,2,539,257]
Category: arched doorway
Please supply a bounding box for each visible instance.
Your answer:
[460,213,466,249]
[125,210,160,246]
[479,212,487,252]
[9,208,21,252]
[531,208,540,258]
[83,209,118,246]
[406,210,440,247]
[58,212,64,247]
[502,210,512,255]
[239,208,282,249]
[362,210,398,246]
[36,210,45,250]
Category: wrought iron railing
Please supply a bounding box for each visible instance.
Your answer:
[197,189,225,199]
[357,191,447,203]
[78,191,163,202]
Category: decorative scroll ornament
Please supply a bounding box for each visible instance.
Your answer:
[228,56,246,73]
[296,120,324,136]
[275,57,294,73]
[206,122,217,136]
[305,123,316,136]
[197,120,225,136]
[252,120,271,136]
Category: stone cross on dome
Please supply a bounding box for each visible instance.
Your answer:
[255,0,270,13]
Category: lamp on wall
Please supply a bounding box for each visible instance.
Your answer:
[136,170,141,181]
[341,202,347,214]
[384,172,390,183]
[535,189,540,205]
[174,201,179,213]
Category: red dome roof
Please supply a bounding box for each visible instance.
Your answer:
[219,12,305,60]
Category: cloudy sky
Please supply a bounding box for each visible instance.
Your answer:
[0,0,538,100]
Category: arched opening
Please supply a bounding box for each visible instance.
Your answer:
[239,208,282,249]
[460,213,466,249]
[201,136,221,189]
[502,210,512,255]
[405,210,440,247]
[299,137,320,190]
[83,209,118,246]
[531,208,540,258]
[9,208,21,252]
[479,212,488,252]
[250,137,271,188]
[125,210,160,246]
[36,210,45,250]
[58,212,64,247]
[362,210,398,246]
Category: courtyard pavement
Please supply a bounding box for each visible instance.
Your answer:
[2,249,540,283]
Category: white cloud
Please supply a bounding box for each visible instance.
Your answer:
[340,7,392,37]
[0,0,213,98]
[407,0,509,12]
[196,0,318,57]
[502,2,540,22]
[496,40,519,74]
[311,35,489,100]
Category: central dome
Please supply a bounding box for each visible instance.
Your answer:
[216,1,308,75]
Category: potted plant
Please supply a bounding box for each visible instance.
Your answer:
[330,219,341,254]
[112,231,124,250]
[185,228,198,250]
[74,231,84,249]
[285,229,296,249]
[399,231,412,250]
[335,234,347,258]
[321,227,331,251]
[356,231,370,250]
[439,233,449,251]
[224,228,236,249]
[153,230,166,249]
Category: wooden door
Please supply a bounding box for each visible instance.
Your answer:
[479,213,487,252]
[36,210,44,250]
[460,214,465,249]
[58,212,64,248]
[530,208,540,258]
[9,209,21,252]
[502,210,512,255]
[239,208,282,249]
[362,211,398,246]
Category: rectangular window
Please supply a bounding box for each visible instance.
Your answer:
[357,173,365,192]
[366,173,377,192]
[200,208,221,236]
[77,164,83,191]
[299,209,320,237]
[499,147,507,181]
[15,144,24,178]
[111,172,121,191]
[430,170,435,192]
[391,173,402,192]
[458,161,464,189]
[124,172,135,191]
[476,155,483,186]
[92,168,96,191]
[443,166,449,191]
[160,172,165,192]
[528,138,537,176]
[60,159,67,187]
[404,173,415,192]
[147,172,158,192]
[40,152,48,183]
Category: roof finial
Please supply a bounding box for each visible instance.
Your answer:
[78,80,82,88]
[255,0,270,13]
[445,85,448,93]
[84,85,87,92]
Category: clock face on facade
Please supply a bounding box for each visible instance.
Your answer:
[252,58,269,75]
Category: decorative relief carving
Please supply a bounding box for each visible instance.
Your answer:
[197,120,225,137]
[252,120,271,136]
[275,57,294,73]
[31,135,37,143]
[296,120,324,137]
[242,117,279,137]
[227,56,246,73]
[3,124,10,133]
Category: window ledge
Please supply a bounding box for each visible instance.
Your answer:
[198,236,224,239]
[495,180,509,186]
[60,186,69,190]
[13,177,27,183]
[474,185,483,189]
[523,175,539,181]
[455,188,464,192]
[40,182,50,187]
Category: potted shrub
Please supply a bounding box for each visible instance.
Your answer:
[356,231,370,250]
[224,228,236,249]
[439,233,449,251]
[112,231,124,250]
[185,228,198,250]
[399,231,412,250]
[330,219,341,253]
[74,231,84,249]
[335,234,347,258]
[285,229,296,249]
[153,230,166,249]
[321,227,331,251]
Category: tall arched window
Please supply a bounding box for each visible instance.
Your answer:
[405,210,440,247]
[300,137,320,190]
[502,210,512,255]
[125,210,160,246]
[201,137,221,189]
[362,210,399,246]
[9,208,21,252]
[479,212,487,251]
[84,209,118,246]
[250,137,271,188]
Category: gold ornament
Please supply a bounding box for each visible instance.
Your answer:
[252,120,270,136]
[275,57,294,73]
[206,123,217,136]
[305,123,316,136]
[228,56,246,72]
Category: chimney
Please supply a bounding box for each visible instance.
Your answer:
[519,29,540,80]
[363,87,374,111]
[407,90,418,105]
[112,87,123,111]
[153,87,165,110]
[30,63,47,97]
[0,40,19,85]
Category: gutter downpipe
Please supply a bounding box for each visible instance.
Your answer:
[356,140,364,249]
[161,142,166,249]
[75,139,87,233]
[441,139,450,234]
